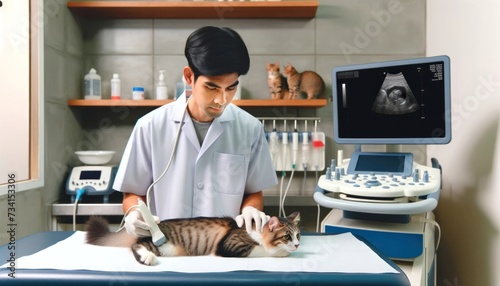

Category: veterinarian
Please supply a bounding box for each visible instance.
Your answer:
[113,26,278,238]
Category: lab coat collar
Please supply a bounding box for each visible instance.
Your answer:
[171,93,236,155]
[171,93,190,123]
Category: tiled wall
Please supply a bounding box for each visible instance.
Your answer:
[22,0,427,237]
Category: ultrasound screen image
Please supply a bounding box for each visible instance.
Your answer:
[334,57,450,144]
[371,72,420,115]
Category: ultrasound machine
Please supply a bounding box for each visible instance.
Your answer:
[315,55,451,286]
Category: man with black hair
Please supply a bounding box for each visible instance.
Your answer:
[114,26,278,237]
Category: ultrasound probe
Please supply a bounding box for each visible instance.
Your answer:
[137,198,166,246]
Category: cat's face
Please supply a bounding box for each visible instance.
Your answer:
[267,63,280,77]
[262,212,301,254]
[283,64,296,76]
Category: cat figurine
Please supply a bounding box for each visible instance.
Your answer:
[85,212,301,266]
[283,64,326,99]
[267,62,289,99]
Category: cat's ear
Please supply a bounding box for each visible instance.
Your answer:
[268,216,281,232]
[286,212,301,225]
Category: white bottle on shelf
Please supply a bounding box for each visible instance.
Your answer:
[156,70,168,100]
[84,68,102,99]
[110,73,121,100]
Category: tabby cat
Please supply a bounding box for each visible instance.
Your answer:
[267,62,289,99]
[283,64,326,99]
[85,212,301,266]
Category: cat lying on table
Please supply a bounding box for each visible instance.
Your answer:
[85,212,301,266]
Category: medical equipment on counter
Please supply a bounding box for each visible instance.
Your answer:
[66,165,117,231]
[66,166,117,203]
[67,149,118,203]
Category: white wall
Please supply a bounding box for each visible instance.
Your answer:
[427,1,500,285]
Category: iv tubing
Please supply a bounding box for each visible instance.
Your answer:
[279,121,288,217]
[281,123,299,217]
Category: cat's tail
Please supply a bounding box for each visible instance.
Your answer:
[85,216,137,247]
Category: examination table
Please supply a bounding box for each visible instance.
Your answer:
[0,231,410,285]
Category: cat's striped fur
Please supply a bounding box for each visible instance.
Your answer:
[267,62,289,99]
[85,212,301,266]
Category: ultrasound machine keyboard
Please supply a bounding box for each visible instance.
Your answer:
[317,159,441,199]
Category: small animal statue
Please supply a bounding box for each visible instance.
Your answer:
[267,62,289,99]
[85,212,301,266]
[283,64,326,99]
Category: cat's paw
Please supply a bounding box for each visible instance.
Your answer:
[135,245,158,266]
[141,252,157,266]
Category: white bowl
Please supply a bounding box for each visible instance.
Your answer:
[75,151,115,165]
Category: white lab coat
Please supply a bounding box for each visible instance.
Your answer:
[113,94,278,220]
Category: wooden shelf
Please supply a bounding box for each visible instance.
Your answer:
[68,99,172,107]
[67,99,327,107]
[232,99,326,107]
[67,1,318,19]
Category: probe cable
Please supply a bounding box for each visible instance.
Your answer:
[412,215,442,252]
[146,95,192,208]
[118,95,192,231]
[72,188,87,231]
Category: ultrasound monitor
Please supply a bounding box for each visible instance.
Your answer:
[332,55,451,145]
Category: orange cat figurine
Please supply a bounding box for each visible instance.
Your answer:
[283,64,326,99]
[267,63,288,99]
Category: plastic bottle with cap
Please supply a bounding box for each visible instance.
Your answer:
[156,70,168,100]
[110,73,121,100]
[84,68,102,99]
[132,86,145,100]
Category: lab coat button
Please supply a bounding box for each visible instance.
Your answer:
[197,182,204,189]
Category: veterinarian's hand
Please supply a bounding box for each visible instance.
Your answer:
[124,210,160,237]
[235,206,270,234]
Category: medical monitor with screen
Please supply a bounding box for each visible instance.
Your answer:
[332,55,451,145]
